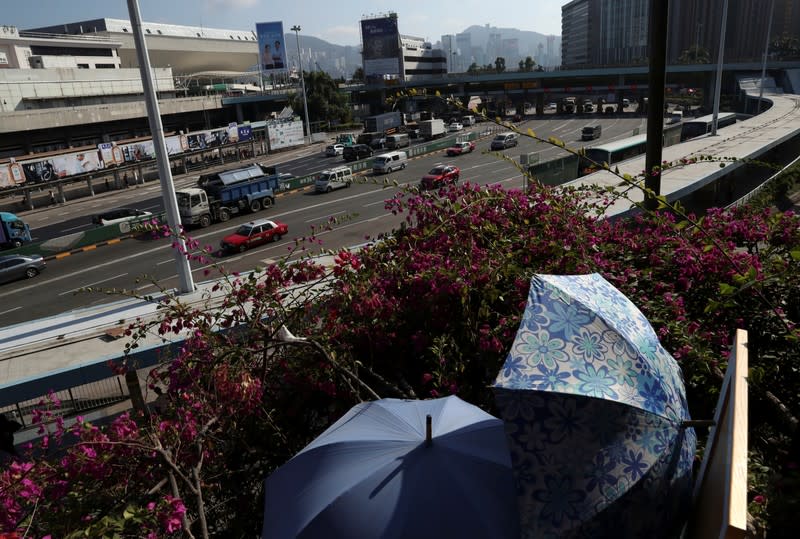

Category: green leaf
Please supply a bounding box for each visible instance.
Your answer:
[790,249,800,261]
[718,282,737,296]
[123,506,135,520]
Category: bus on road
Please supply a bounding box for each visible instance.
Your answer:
[681,112,737,141]
[578,134,648,177]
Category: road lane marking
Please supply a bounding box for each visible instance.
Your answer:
[59,273,129,296]
[306,210,347,223]
[61,223,93,233]
[0,306,22,316]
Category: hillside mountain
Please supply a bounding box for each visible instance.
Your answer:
[291,24,562,79]
[287,34,362,80]
[458,24,562,66]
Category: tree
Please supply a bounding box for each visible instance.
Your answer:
[467,62,480,74]
[351,66,364,82]
[290,70,352,127]
[494,56,506,73]
[518,56,536,72]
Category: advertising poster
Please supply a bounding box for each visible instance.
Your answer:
[0,164,16,188]
[122,140,155,162]
[227,122,240,144]
[165,135,187,155]
[97,142,120,166]
[237,125,253,142]
[266,118,304,150]
[51,150,103,177]
[256,21,286,73]
[186,133,208,151]
[22,159,57,184]
[361,16,401,82]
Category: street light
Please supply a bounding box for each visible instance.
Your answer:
[291,25,312,145]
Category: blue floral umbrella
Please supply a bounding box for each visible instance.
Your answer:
[493,273,696,538]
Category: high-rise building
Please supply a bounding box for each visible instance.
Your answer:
[669,0,799,64]
[441,34,457,72]
[563,0,798,68]
[561,0,592,67]
[456,32,472,71]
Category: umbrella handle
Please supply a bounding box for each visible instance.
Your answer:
[426,414,432,446]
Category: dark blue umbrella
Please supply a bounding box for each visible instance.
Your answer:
[493,273,696,538]
[262,395,520,539]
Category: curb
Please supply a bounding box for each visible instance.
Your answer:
[44,237,128,261]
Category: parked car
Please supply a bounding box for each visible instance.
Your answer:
[547,102,557,110]
[91,208,153,227]
[325,143,344,156]
[490,132,519,151]
[343,144,373,162]
[0,254,46,285]
[220,218,288,253]
[421,164,460,189]
[448,122,463,132]
[446,141,476,156]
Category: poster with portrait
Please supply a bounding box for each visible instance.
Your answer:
[256,21,286,73]
[361,15,401,82]
[51,150,103,177]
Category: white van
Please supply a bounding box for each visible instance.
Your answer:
[462,115,476,126]
[315,166,353,193]
[372,151,408,174]
[385,133,410,149]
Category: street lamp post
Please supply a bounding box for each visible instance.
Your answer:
[126,0,194,294]
[291,25,312,145]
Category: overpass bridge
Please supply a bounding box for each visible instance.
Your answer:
[2,92,800,441]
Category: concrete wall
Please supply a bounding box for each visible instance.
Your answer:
[0,67,174,112]
[0,95,222,134]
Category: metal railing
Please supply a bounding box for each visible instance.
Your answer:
[18,30,116,43]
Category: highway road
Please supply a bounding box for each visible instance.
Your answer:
[0,115,647,327]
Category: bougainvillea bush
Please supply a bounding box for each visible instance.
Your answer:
[1,170,798,536]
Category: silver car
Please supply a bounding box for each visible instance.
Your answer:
[0,254,46,284]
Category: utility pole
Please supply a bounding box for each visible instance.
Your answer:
[126,0,194,294]
[711,0,730,136]
[757,0,775,114]
[291,25,312,145]
[643,0,669,211]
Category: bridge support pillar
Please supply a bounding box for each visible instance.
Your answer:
[57,183,66,204]
[24,190,34,210]
[86,178,95,197]
[536,93,545,116]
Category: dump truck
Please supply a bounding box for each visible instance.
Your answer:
[176,164,280,228]
[0,212,32,250]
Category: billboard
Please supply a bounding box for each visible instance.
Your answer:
[266,118,304,151]
[256,22,287,73]
[361,15,401,82]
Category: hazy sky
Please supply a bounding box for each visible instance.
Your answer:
[8,0,570,45]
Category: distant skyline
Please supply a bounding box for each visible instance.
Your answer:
[7,0,570,46]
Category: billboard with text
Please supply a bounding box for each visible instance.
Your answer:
[361,15,401,82]
[256,21,287,73]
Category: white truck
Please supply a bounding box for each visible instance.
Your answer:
[419,119,446,141]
